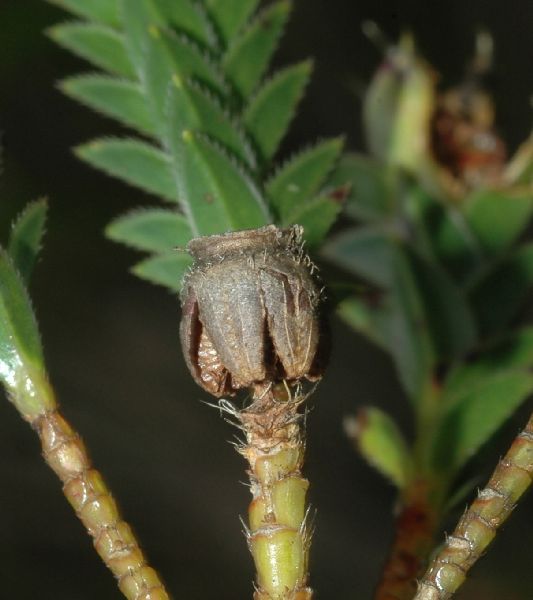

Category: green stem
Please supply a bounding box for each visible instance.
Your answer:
[236,383,313,600]
[414,412,533,600]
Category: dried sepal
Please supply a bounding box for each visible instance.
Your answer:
[179,225,326,397]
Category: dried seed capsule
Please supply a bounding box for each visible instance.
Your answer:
[180,225,326,397]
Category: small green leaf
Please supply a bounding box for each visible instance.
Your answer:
[8,199,48,283]
[48,22,134,78]
[61,75,155,136]
[47,0,120,26]
[464,189,533,257]
[267,138,344,222]
[76,138,176,201]
[223,1,290,99]
[433,370,533,473]
[151,0,212,47]
[469,243,533,335]
[244,61,312,162]
[106,208,192,252]
[345,407,413,488]
[282,192,343,247]
[167,77,255,169]
[132,252,193,291]
[329,153,394,222]
[205,0,260,46]
[165,85,270,235]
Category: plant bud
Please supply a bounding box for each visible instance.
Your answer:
[179,225,326,397]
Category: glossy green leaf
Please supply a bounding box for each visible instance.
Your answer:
[464,189,533,257]
[433,370,533,473]
[61,75,155,136]
[106,208,192,252]
[345,407,413,488]
[469,243,533,335]
[8,200,48,283]
[47,0,120,26]
[267,137,344,221]
[48,22,134,78]
[132,252,193,291]
[244,61,312,162]
[165,77,255,169]
[329,153,394,222]
[76,138,176,201]
[283,192,342,247]
[205,0,259,46]
[223,1,290,99]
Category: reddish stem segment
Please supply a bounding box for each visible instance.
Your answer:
[414,413,533,600]
[33,409,170,600]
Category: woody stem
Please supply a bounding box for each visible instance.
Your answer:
[238,383,313,600]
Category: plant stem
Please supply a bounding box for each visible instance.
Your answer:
[235,383,312,599]
[373,479,439,600]
[9,374,170,600]
[414,412,533,600]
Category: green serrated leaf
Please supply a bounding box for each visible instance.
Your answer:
[0,249,54,418]
[47,0,120,26]
[76,138,176,201]
[151,0,212,46]
[346,407,413,488]
[168,77,255,169]
[205,0,259,46]
[223,1,290,99]
[48,22,134,78]
[469,243,533,335]
[61,75,155,136]
[244,61,312,162]
[433,370,533,473]
[132,252,193,291]
[8,199,48,283]
[329,153,394,222]
[282,192,342,247]
[464,189,533,257]
[165,85,270,235]
[267,137,344,221]
[106,208,192,252]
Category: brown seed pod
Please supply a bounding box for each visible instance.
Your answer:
[179,225,327,397]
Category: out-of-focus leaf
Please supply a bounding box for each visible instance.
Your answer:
[48,23,134,77]
[267,138,343,221]
[337,295,388,350]
[47,0,120,25]
[464,189,533,257]
[329,153,394,222]
[166,86,269,234]
[223,1,290,99]
[205,0,260,46]
[106,208,193,252]
[61,75,155,136]
[76,138,176,201]
[244,61,312,162]
[345,407,413,488]
[469,243,533,335]
[132,252,193,291]
[433,370,533,473]
[8,200,48,283]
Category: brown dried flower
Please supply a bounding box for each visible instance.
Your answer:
[179,225,327,397]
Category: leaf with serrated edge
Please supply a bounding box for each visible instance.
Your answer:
[76,138,176,201]
[346,407,413,488]
[47,0,120,26]
[433,370,533,473]
[8,199,48,283]
[151,0,212,47]
[132,252,193,291]
[223,1,290,99]
[205,0,259,46]
[107,208,192,252]
[61,75,155,136]
[48,22,134,78]
[245,61,311,162]
[267,137,343,220]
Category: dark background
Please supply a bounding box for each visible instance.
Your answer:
[1,1,533,598]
